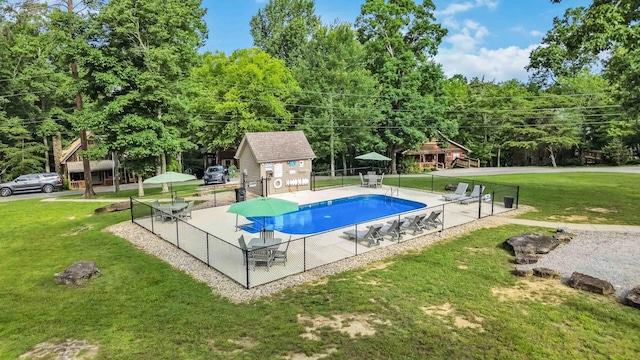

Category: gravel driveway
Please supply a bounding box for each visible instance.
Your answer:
[517,230,640,298]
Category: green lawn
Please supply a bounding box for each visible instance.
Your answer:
[317,172,640,225]
[2,173,640,358]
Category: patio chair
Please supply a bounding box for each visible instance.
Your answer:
[177,201,194,220]
[398,213,426,235]
[273,235,292,266]
[423,209,443,229]
[248,248,275,271]
[376,173,384,188]
[151,200,162,221]
[359,173,369,187]
[378,220,404,240]
[443,183,469,201]
[459,185,484,204]
[343,224,383,247]
[368,174,378,188]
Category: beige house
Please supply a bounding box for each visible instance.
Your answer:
[60,135,115,189]
[234,131,316,195]
[403,133,475,170]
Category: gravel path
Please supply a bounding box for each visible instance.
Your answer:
[517,230,640,298]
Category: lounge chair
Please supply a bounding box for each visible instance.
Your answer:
[343,224,383,247]
[443,183,469,201]
[424,210,443,229]
[273,236,292,265]
[459,185,484,204]
[378,220,404,240]
[177,201,194,220]
[359,173,369,187]
[398,214,426,235]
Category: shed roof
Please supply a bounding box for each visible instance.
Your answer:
[234,131,316,163]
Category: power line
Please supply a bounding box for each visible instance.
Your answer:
[0,89,57,98]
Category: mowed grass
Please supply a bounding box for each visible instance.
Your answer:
[2,184,640,358]
[317,172,640,225]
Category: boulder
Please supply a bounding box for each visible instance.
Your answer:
[504,233,560,256]
[553,228,576,243]
[533,268,561,279]
[626,286,640,309]
[567,272,614,295]
[512,269,533,277]
[54,261,100,286]
[444,183,458,191]
[515,255,538,264]
[94,201,131,214]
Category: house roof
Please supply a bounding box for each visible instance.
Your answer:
[234,131,316,163]
[60,131,94,163]
[67,160,114,173]
[437,130,471,153]
[403,132,471,155]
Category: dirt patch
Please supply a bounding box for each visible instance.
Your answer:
[298,313,390,339]
[310,278,329,287]
[457,263,468,270]
[68,216,76,220]
[546,215,589,222]
[585,207,617,214]
[492,278,573,304]
[421,303,483,331]
[62,225,92,236]
[19,339,98,359]
[209,337,258,356]
[363,261,394,273]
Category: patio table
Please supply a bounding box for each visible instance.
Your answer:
[156,203,188,222]
[248,237,282,250]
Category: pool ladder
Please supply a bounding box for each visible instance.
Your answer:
[385,187,398,198]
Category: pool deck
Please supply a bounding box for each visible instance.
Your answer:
[137,185,512,287]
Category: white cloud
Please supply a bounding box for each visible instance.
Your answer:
[442,16,460,30]
[437,0,499,16]
[436,44,537,82]
[529,30,543,37]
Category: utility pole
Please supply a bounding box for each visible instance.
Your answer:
[67,0,95,198]
[330,94,335,179]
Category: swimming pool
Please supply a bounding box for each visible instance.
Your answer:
[243,195,426,235]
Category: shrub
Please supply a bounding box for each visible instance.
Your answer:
[602,139,630,166]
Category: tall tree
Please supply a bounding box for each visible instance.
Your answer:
[356,0,449,173]
[250,0,320,68]
[84,0,207,196]
[294,23,383,177]
[191,49,299,151]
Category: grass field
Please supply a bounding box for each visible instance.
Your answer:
[1,172,639,358]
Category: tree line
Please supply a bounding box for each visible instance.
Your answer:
[1,0,638,197]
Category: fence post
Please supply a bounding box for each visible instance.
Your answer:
[303,237,307,272]
[214,191,217,207]
[516,185,520,209]
[176,218,180,248]
[355,224,358,256]
[206,233,210,266]
[431,175,434,193]
[245,250,250,289]
[491,191,495,215]
[150,203,154,234]
[441,204,445,233]
[130,197,134,223]
[341,172,344,187]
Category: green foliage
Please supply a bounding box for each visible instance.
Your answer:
[601,138,630,165]
[191,49,299,151]
[250,0,320,68]
[356,0,450,173]
[399,157,421,174]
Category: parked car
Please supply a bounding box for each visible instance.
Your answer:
[0,172,63,197]
[203,165,229,185]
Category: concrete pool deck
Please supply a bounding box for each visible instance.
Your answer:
[134,184,514,288]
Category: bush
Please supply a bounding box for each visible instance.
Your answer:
[602,139,630,166]
[400,157,421,174]
[62,178,70,190]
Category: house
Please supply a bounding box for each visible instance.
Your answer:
[403,133,475,170]
[60,134,134,189]
[234,131,316,195]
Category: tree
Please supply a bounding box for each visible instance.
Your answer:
[294,23,383,177]
[356,0,449,173]
[191,49,299,151]
[83,0,207,196]
[250,0,320,68]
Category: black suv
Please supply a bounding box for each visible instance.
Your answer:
[0,172,63,197]
[203,166,229,185]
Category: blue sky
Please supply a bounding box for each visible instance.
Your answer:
[202,0,591,82]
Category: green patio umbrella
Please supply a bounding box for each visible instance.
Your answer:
[143,171,196,201]
[355,151,391,161]
[228,197,299,236]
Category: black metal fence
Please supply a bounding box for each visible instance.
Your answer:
[129,170,520,289]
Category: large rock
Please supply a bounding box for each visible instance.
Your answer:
[568,272,614,295]
[515,255,538,264]
[512,269,533,277]
[504,233,560,257]
[626,286,640,309]
[533,268,561,279]
[54,261,100,286]
[553,228,576,243]
[94,201,130,214]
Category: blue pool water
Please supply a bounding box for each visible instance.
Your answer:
[243,195,426,235]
